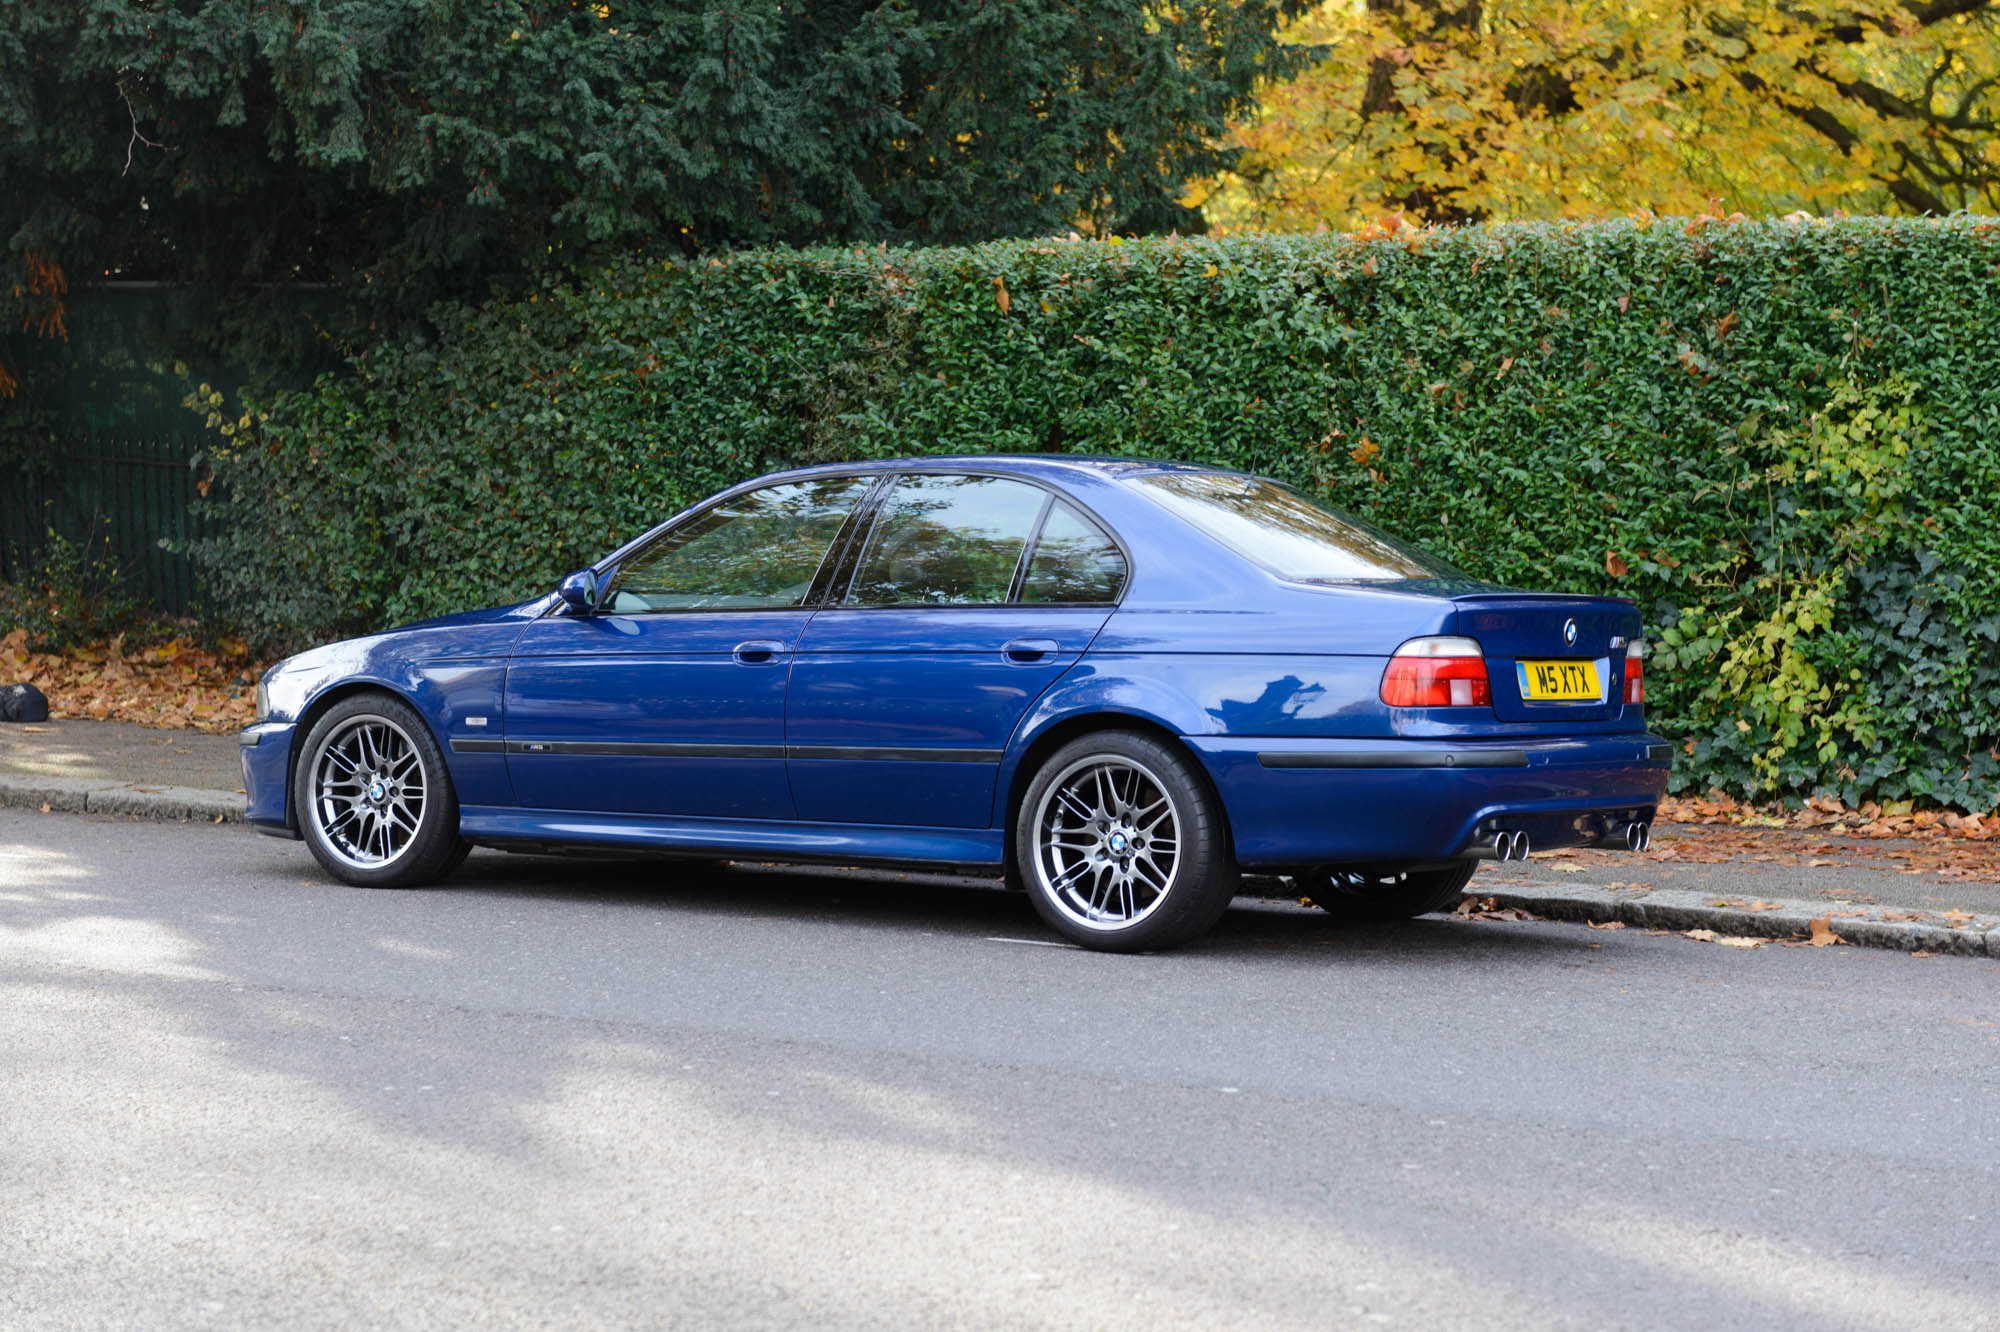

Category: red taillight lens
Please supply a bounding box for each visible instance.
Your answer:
[1381,637,1492,708]
[1624,640,1645,706]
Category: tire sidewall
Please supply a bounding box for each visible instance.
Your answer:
[1014,731,1236,952]
[293,693,461,888]
[1305,861,1477,922]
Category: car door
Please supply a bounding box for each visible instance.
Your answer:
[787,472,1129,828]
[503,474,872,818]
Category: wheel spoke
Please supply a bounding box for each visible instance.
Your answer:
[1055,787,1095,824]
[309,713,439,869]
[1034,753,1196,933]
[1048,858,1093,892]
[1087,864,1116,915]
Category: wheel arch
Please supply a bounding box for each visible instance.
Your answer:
[999,711,1235,882]
[284,679,435,826]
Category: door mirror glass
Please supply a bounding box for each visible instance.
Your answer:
[556,567,601,613]
[844,474,1047,606]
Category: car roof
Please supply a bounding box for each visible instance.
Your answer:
[752,454,1246,486]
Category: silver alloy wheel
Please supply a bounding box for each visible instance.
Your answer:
[307,713,427,871]
[1031,754,1182,931]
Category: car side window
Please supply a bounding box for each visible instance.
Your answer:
[1018,499,1126,604]
[604,476,870,612]
[844,474,1047,607]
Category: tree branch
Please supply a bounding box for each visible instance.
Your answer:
[115,70,163,176]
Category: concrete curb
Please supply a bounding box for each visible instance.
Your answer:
[1479,882,2000,959]
[0,773,245,823]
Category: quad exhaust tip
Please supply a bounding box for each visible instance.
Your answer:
[1624,821,1651,852]
[1489,829,1532,861]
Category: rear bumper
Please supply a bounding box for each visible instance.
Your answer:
[1186,733,1671,869]
[238,721,300,838]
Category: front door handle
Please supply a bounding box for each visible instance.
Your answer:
[734,640,788,664]
[1003,638,1060,663]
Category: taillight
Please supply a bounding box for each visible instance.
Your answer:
[1381,636,1492,708]
[1623,640,1645,706]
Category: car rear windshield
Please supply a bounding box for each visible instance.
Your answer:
[1131,472,1457,582]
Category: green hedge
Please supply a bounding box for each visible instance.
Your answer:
[192,218,2000,811]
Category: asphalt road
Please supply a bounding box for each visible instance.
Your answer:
[3,809,1996,1331]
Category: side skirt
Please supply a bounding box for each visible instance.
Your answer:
[457,806,1007,869]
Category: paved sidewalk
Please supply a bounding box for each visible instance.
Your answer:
[2,718,1996,958]
[0,718,245,821]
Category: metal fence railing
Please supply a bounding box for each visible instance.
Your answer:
[0,434,213,618]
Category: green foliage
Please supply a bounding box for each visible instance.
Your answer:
[1,0,1306,391]
[0,520,141,652]
[194,216,2000,811]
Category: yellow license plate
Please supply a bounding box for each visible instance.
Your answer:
[1517,660,1602,702]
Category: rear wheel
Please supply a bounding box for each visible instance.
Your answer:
[293,693,468,889]
[1300,862,1477,923]
[1015,731,1237,952]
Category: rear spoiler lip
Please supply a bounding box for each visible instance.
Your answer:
[1446,590,1638,607]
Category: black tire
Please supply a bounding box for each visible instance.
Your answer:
[440,838,475,877]
[292,692,466,888]
[1301,862,1477,923]
[1014,730,1238,952]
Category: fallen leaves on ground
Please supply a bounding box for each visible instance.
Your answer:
[1452,895,1542,922]
[1808,917,1842,947]
[1621,821,2000,883]
[1586,919,1626,930]
[1661,791,1997,843]
[0,628,266,733]
[1683,928,1765,949]
[1708,897,1785,912]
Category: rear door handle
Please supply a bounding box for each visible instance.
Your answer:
[734,640,788,664]
[1003,638,1060,663]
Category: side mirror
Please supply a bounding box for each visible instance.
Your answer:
[556,567,603,614]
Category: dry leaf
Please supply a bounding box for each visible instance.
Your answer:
[1605,549,1628,578]
[993,275,1011,316]
[1586,920,1626,931]
[1550,863,1585,874]
[1808,918,1841,947]
[1685,928,1764,948]
[1910,951,1939,959]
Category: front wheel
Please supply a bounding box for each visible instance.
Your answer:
[1015,731,1238,952]
[293,693,468,888]
[1300,862,1477,923]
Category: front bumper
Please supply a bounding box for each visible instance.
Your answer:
[1186,733,1671,869]
[238,721,300,838]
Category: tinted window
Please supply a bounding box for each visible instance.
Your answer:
[605,476,869,611]
[1019,500,1126,604]
[845,474,1046,606]
[1131,472,1455,581]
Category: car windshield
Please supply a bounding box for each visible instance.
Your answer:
[1131,472,1457,582]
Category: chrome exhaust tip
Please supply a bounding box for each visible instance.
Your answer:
[1623,821,1651,852]
[1509,829,1531,860]
[1492,832,1512,860]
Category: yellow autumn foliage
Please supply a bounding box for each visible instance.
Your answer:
[1197,0,2000,229]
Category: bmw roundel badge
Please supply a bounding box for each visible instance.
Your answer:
[1562,617,1578,646]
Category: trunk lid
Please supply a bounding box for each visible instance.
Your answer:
[1448,592,1642,724]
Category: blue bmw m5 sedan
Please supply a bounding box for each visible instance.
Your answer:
[240,456,1669,950]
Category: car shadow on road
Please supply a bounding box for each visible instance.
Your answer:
[435,850,1608,961]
